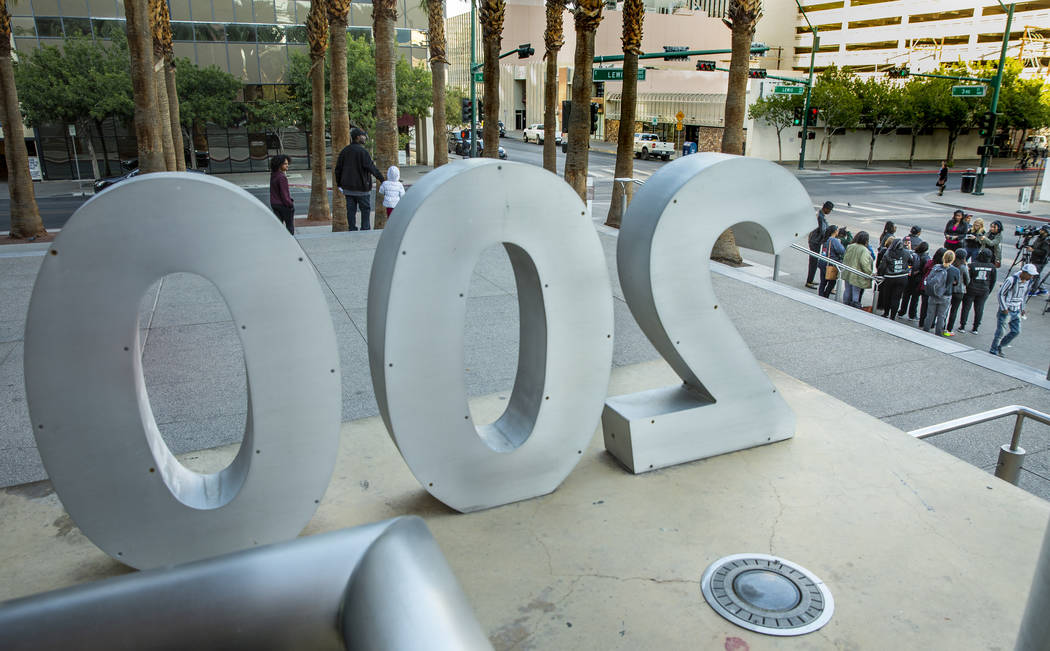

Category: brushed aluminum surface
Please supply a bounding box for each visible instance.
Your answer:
[23,173,342,569]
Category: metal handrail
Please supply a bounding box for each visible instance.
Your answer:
[789,242,882,284]
[908,405,1050,485]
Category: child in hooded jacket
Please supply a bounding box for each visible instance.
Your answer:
[379,166,406,217]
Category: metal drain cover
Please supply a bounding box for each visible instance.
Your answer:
[701,553,834,636]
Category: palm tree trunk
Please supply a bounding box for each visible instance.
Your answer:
[330,21,350,231]
[125,0,164,173]
[155,60,177,170]
[308,58,329,221]
[542,49,559,173]
[720,25,751,155]
[564,27,595,201]
[95,118,114,176]
[480,0,504,158]
[606,51,638,228]
[166,64,186,171]
[373,0,398,229]
[0,16,45,239]
[428,0,448,168]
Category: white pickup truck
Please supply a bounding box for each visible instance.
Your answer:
[633,133,674,161]
[522,123,562,145]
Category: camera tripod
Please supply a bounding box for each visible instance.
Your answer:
[1006,238,1032,276]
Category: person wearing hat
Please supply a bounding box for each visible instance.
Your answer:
[806,201,834,289]
[988,263,1038,357]
[334,127,384,231]
[979,220,1003,267]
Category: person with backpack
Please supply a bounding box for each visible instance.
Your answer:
[945,251,970,334]
[918,247,945,327]
[806,201,833,289]
[877,238,911,319]
[921,249,952,334]
[959,248,997,334]
[900,240,929,321]
[989,264,1038,357]
[841,231,873,308]
[818,225,845,299]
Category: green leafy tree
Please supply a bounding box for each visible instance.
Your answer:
[900,77,939,168]
[747,93,802,163]
[246,97,299,153]
[994,59,1050,154]
[14,33,133,178]
[855,76,903,168]
[928,64,976,165]
[395,56,432,152]
[811,65,860,166]
[175,58,242,166]
[445,85,468,129]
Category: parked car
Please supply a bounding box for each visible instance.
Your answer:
[633,133,674,161]
[523,123,562,145]
[93,166,207,194]
[450,131,507,159]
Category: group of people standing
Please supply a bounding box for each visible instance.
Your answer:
[268,127,406,235]
[806,203,1042,358]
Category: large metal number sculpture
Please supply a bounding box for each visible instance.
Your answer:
[368,160,615,512]
[24,173,342,569]
[603,154,813,473]
[0,517,493,651]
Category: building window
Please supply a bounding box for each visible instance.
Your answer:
[798,1,844,12]
[977,30,1026,43]
[848,16,901,29]
[850,0,897,5]
[226,23,257,42]
[844,40,898,51]
[257,24,287,43]
[195,23,226,42]
[63,17,92,36]
[35,17,64,37]
[283,25,307,43]
[348,26,372,42]
[795,22,840,34]
[908,8,975,23]
[794,44,839,54]
[12,17,37,37]
[983,0,1050,15]
[172,22,195,41]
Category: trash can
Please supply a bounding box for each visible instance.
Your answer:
[682,141,697,157]
[960,169,976,193]
[195,150,210,170]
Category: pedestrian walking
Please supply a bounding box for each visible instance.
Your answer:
[818,225,845,299]
[936,161,948,196]
[989,264,1038,357]
[806,201,833,289]
[945,251,969,334]
[944,210,966,251]
[841,231,873,309]
[959,248,996,334]
[877,238,910,320]
[379,165,406,219]
[922,249,954,335]
[334,127,384,231]
[269,154,295,235]
[900,240,929,321]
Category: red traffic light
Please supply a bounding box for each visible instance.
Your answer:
[748,69,767,78]
[695,60,716,72]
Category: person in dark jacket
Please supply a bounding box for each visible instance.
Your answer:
[979,220,1004,267]
[945,251,970,334]
[877,237,910,319]
[818,224,845,299]
[269,154,295,235]
[334,127,384,231]
[903,225,923,252]
[936,161,948,196]
[878,220,896,249]
[918,247,946,327]
[959,248,997,334]
[806,201,833,289]
[900,240,928,321]
[943,210,966,251]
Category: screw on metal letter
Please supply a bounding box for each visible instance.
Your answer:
[602,154,812,473]
[368,160,615,512]
[24,173,342,569]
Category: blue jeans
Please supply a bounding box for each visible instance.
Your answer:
[345,193,372,231]
[842,283,864,308]
[990,309,1022,352]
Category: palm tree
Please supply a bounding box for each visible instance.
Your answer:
[328,0,350,231]
[605,0,642,227]
[711,0,762,264]
[0,0,45,239]
[154,0,185,170]
[479,0,504,158]
[373,0,398,228]
[542,0,565,174]
[427,0,449,168]
[124,0,164,172]
[150,0,176,170]
[306,0,330,222]
[564,0,602,201]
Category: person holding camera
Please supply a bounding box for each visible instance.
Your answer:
[1026,225,1049,295]
[989,264,1038,357]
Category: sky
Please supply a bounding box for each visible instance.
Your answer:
[447,0,471,18]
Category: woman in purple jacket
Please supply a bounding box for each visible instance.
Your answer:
[269,154,295,235]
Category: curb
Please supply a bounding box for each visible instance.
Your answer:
[926,201,1050,223]
[829,167,1036,176]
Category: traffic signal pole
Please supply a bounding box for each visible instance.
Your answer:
[797,0,817,170]
[973,1,1014,196]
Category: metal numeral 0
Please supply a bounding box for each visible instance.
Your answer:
[603,153,813,472]
[24,174,342,569]
[368,160,615,512]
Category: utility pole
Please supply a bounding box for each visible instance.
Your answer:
[469,0,478,158]
[973,1,1015,196]
[796,0,817,171]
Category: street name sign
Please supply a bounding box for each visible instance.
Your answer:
[952,85,986,97]
[473,71,483,83]
[592,68,647,81]
[773,85,805,95]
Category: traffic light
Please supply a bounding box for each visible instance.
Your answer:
[517,43,535,59]
[797,131,816,140]
[887,66,910,79]
[663,45,689,61]
[696,60,716,72]
[460,97,472,123]
[977,144,1000,157]
[590,102,599,134]
[748,69,767,79]
[806,107,819,126]
[792,106,803,126]
[978,111,996,137]
[477,99,485,121]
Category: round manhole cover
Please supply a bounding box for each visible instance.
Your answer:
[700,553,833,636]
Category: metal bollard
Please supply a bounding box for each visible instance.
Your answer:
[995,443,1026,485]
[772,254,781,281]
